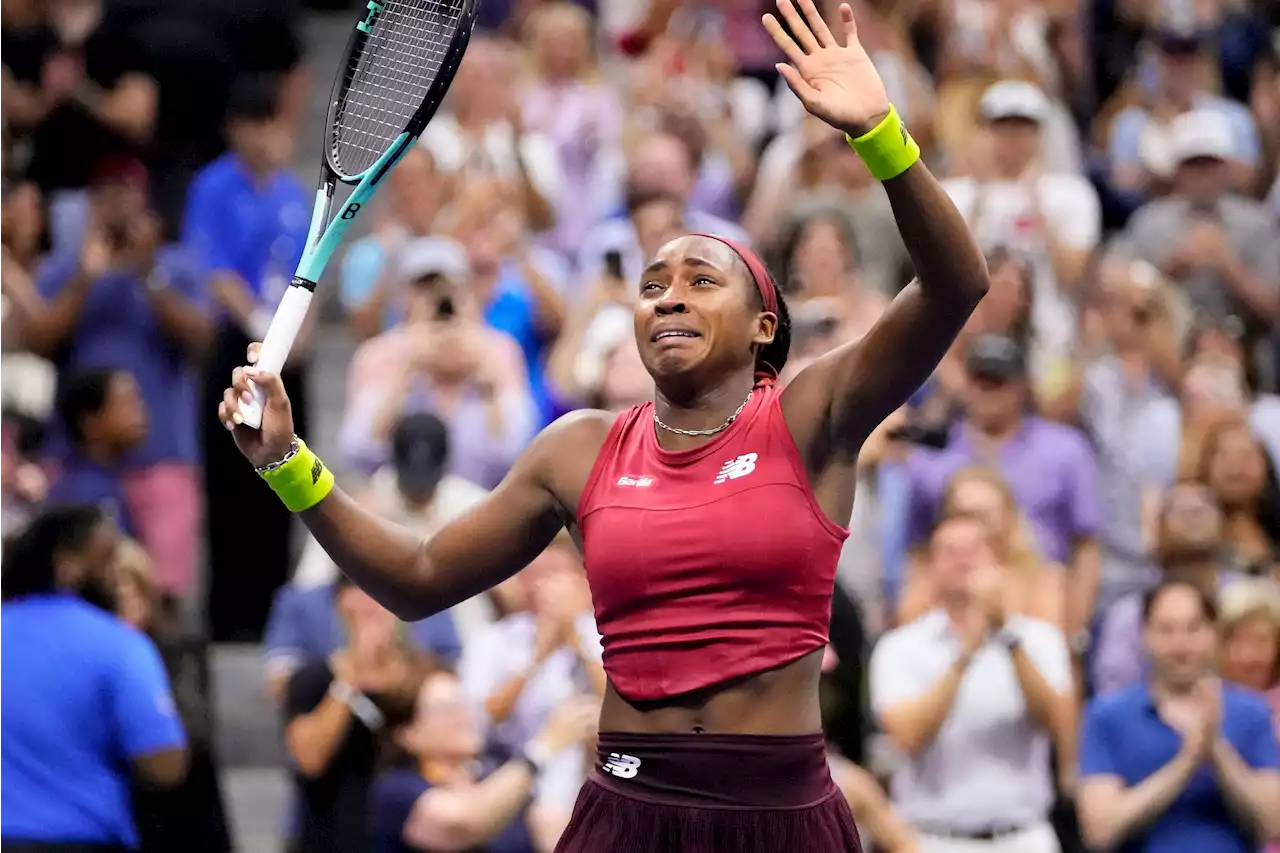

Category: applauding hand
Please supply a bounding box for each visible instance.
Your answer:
[762,0,891,138]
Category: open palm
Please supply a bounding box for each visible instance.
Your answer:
[763,0,890,137]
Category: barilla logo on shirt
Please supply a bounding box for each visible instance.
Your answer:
[616,475,654,487]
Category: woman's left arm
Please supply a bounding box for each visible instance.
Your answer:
[767,0,987,464]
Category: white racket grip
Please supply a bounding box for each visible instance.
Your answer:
[239,285,314,430]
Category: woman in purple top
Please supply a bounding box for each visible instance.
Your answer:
[369,667,594,853]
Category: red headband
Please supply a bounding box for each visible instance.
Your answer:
[692,233,780,385]
[692,233,779,317]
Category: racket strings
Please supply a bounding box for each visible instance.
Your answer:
[332,0,463,177]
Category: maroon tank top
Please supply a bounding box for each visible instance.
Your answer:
[577,384,850,701]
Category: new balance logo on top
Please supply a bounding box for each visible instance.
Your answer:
[714,453,758,484]
[616,475,654,487]
[602,753,642,779]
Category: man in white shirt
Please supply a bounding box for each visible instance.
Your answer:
[871,511,1073,853]
[943,80,1101,364]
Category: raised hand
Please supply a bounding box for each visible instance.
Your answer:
[218,342,296,468]
[762,0,891,137]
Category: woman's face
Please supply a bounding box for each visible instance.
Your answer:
[633,236,772,384]
[403,672,482,760]
[949,478,1010,539]
[1221,613,1279,691]
[790,218,850,295]
[1208,426,1267,507]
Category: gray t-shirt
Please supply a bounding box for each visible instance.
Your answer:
[1122,195,1280,328]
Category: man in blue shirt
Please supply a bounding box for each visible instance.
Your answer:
[25,155,212,598]
[45,368,148,537]
[1,505,188,850]
[184,75,313,642]
[1077,579,1280,853]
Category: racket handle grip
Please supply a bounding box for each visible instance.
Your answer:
[239,283,315,431]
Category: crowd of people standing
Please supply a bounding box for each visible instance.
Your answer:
[2,0,1280,851]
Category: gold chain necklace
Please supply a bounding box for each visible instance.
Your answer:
[653,390,753,437]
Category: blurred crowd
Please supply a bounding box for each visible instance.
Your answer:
[3,0,1280,851]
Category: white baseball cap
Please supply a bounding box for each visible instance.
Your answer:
[396,236,470,283]
[979,80,1050,124]
[1169,109,1234,165]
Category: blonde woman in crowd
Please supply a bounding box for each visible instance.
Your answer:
[1219,580,1280,712]
[898,466,1064,628]
[1219,579,1280,853]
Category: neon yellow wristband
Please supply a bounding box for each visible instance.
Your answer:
[257,437,335,513]
[845,104,921,182]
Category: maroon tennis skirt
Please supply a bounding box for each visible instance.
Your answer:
[554,732,862,853]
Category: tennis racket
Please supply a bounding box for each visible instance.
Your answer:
[240,0,479,429]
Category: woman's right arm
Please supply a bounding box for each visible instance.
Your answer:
[223,358,605,622]
[304,418,575,621]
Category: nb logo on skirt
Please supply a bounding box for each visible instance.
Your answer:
[602,753,642,778]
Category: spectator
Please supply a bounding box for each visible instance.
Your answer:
[294,411,492,647]
[900,466,1064,628]
[776,207,890,351]
[369,667,598,853]
[871,511,1072,853]
[45,367,146,535]
[520,2,624,255]
[339,244,537,489]
[1077,579,1280,852]
[263,572,461,706]
[1121,109,1279,360]
[419,35,562,231]
[1217,580,1280,720]
[1,0,158,252]
[186,74,311,641]
[116,538,232,853]
[902,333,1101,650]
[1064,254,1181,611]
[24,155,210,595]
[283,576,428,853]
[1193,417,1280,573]
[450,179,568,422]
[460,539,604,755]
[1093,481,1244,695]
[0,504,188,850]
[577,129,747,285]
[944,80,1101,363]
[341,147,451,341]
[1107,26,1261,204]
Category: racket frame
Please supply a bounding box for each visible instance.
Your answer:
[241,0,479,430]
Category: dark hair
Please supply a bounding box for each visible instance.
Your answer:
[225,74,280,123]
[624,185,684,219]
[776,209,860,294]
[1141,578,1219,626]
[56,368,122,446]
[1,504,107,602]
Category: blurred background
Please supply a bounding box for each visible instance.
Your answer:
[2,0,1279,850]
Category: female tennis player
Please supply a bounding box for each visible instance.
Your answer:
[220,2,986,849]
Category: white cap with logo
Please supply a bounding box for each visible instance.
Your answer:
[396,236,471,283]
